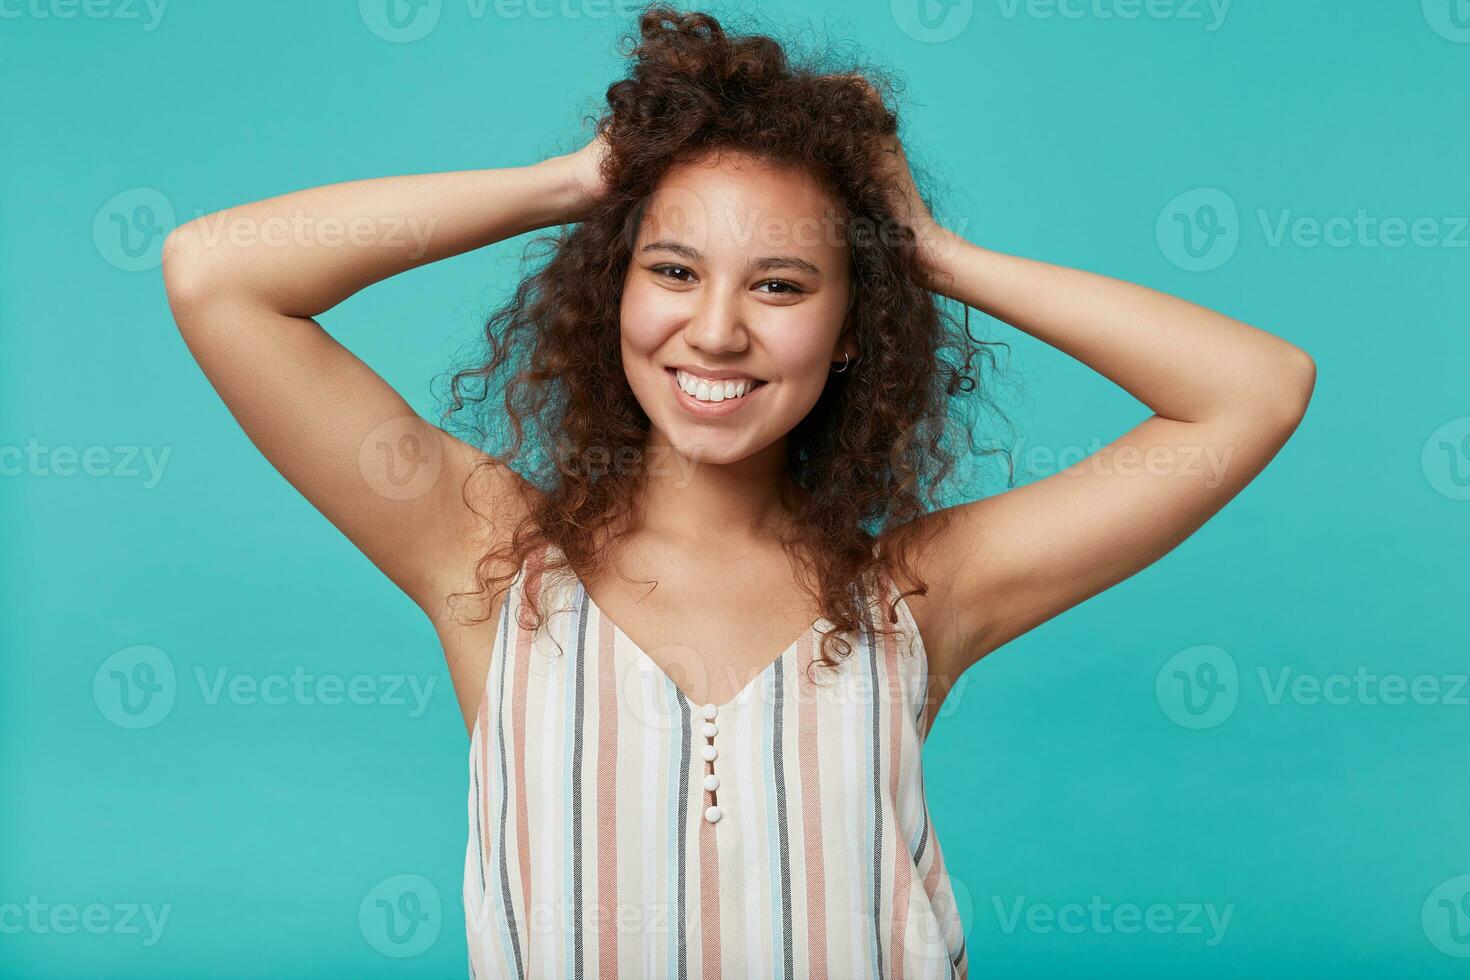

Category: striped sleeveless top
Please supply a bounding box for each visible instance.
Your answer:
[464,541,970,979]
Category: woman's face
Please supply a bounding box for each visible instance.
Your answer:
[620,150,855,468]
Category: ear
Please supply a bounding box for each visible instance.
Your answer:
[837,283,860,361]
[833,325,859,363]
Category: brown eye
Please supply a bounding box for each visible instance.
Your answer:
[652,264,694,282]
[756,279,804,295]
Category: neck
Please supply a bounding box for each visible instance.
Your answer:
[630,428,804,550]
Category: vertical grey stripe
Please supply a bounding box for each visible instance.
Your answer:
[473,763,485,893]
[862,584,888,980]
[495,574,525,980]
[675,695,692,980]
[913,710,933,868]
[571,586,591,980]
[772,654,794,980]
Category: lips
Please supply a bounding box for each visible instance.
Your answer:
[664,366,767,418]
[672,367,765,396]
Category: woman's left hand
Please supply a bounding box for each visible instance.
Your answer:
[873,132,957,288]
[835,74,957,290]
[875,133,934,236]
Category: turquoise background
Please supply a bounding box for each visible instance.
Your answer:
[3,0,1467,976]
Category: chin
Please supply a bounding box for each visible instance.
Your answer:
[660,426,757,466]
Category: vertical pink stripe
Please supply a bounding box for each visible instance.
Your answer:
[919,740,954,978]
[697,808,722,979]
[796,631,830,980]
[511,544,548,952]
[923,850,943,900]
[882,578,911,980]
[596,610,621,979]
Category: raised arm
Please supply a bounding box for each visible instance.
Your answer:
[160,138,607,616]
[883,141,1316,681]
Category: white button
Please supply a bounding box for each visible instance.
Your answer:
[701,702,718,720]
[701,722,718,739]
[704,805,722,823]
[703,773,720,792]
[700,744,717,762]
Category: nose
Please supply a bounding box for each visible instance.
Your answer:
[682,284,748,356]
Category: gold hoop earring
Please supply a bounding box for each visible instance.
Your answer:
[832,352,851,373]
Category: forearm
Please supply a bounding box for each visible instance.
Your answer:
[920,227,1315,425]
[166,155,582,318]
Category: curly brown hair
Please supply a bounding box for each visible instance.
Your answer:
[439,2,1011,672]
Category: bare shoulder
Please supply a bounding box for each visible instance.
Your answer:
[427,434,547,732]
[881,506,985,692]
[420,432,543,622]
[880,398,1301,689]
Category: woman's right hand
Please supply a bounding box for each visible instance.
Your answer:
[559,128,612,221]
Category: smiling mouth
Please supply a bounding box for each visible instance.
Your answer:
[665,367,768,404]
[667,364,770,417]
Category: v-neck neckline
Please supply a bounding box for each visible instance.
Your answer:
[571,571,826,713]
[539,540,885,712]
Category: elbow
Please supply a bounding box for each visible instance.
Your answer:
[160,220,225,322]
[1285,345,1317,414]
[1264,344,1317,432]
[160,223,204,319]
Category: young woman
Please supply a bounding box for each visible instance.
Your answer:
[162,5,1313,977]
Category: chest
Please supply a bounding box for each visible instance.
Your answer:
[575,568,827,708]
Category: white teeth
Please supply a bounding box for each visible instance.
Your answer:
[676,369,757,403]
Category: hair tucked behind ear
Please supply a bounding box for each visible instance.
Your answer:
[438,2,1014,671]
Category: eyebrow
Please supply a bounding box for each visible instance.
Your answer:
[639,239,824,278]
